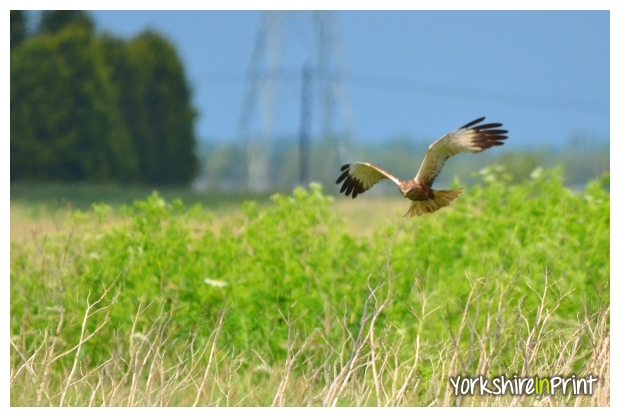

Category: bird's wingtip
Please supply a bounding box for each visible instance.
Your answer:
[460,116,486,129]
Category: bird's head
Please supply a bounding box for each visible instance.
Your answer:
[399,182,414,199]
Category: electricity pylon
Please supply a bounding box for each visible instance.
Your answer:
[238,11,356,192]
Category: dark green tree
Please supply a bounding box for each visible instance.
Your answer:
[117,31,198,185]
[38,10,94,35]
[10,10,27,50]
[11,25,137,182]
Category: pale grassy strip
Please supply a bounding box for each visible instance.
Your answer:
[10,267,609,406]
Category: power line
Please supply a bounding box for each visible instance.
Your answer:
[198,69,608,114]
[345,71,609,114]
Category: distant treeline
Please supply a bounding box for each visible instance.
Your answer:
[10,11,198,185]
[197,133,609,193]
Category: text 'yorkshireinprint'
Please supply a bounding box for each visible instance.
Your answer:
[448,375,599,396]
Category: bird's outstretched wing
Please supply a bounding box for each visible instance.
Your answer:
[336,162,401,198]
[414,117,508,186]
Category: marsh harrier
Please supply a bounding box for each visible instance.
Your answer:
[336,117,508,217]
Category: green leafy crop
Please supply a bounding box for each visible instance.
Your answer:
[10,168,609,405]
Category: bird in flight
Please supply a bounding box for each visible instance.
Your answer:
[336,117,508,217]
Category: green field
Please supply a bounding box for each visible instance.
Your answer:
[10,167,610,406]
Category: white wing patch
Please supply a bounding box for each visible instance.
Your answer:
[414,117,507,186]
[336,162,401,198]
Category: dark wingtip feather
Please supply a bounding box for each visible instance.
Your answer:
[460,116,485,129]
[335,164,368,199]
[475,122,503,130]
[344,180,355,196]
[336,170,348,184]
[469,118,509,150]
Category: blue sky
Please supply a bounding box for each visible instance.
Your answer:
[35,10,611,149]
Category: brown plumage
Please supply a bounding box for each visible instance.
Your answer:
[335,117,508,217]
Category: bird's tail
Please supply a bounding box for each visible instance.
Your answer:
[404,188,464,217]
